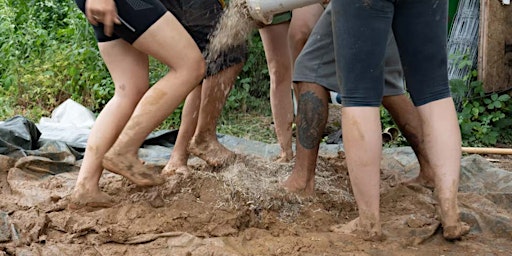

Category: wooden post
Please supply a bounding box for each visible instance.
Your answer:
[478,0,512,93]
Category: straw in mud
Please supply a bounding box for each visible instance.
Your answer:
[206,0,258,62]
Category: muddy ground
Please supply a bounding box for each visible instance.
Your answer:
[1,150,511,256]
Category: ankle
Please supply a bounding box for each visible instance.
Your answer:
[73,181,100,195]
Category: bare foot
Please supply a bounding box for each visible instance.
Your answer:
[402,172,435,189]
[68,189,115,210]
[330,218,385,242]
[280,171,314,196]
[273,152,294,163]
[188,136,236,167]
[434,191,470,240]
[442,222,470,240]
[103,151,165,186]
[162,162,192,178]
[330,217,360,235]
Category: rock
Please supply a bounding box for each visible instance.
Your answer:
[0,155,16,172]
[0,211,11,242]
[326,104,342,135]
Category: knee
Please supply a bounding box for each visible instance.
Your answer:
[288,25,313,50]
[187,52,206,83]
[269,71,291,89]
[267,61,292,87]
[170,47,205,84]
[113,82,149,103]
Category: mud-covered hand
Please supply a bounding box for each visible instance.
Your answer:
[85,0,121,36]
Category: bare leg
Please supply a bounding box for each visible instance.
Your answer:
[188,62,244,167]
[382,95,434,188]
[103,12,205,186]
[259,23,294,162]
[162,85,202,177]
[281,82,329,195]
[342,107,383,240]
[417,98,469,240]
[288,5,325,151]
[70,39,149,209]
[289,4,324,61]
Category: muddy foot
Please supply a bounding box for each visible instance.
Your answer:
[103,152,165,187]
[273,154,294,163]
[402,174,435,190]
[330,218,386,242]
[443,222,470,240]
[162,162,192,178]
[280,174,314,196]
[68,190,115,210]
[188,136,236,167]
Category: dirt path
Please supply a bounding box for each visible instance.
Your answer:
[1,153,511,255]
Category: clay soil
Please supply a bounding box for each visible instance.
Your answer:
[1,152,511,256]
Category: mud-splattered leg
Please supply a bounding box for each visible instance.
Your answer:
[281,83,329,195]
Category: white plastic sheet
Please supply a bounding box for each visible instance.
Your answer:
[36,99,96,148]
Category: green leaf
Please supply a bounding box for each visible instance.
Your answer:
[498,94,510,101]
[471,107,480,116]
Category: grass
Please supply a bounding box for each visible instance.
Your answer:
[217,111,278,144]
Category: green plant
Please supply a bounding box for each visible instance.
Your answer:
[453,79,512,146]
[448,50,512,147]
[379,106,408,147]
[225,32,270,114]
[0,0,112,120]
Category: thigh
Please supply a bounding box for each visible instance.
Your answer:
[98,40,149,98]
[393,0,450,106]
[289,4,324,38]
[259,23,292,69]
[289,4,324,59]
[160,0,223,52]
[133,12,203,71]
[332,0,393,107]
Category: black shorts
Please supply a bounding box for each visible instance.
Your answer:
[332,0,451,107]
[76,0,247,76]
[74,0,167,44]
[160,0,247,76]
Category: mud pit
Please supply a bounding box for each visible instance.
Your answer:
[1,146,512,255]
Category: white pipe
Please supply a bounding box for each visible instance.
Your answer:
[246,0,323,24]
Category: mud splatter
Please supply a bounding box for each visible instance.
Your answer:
[206,0,258,62]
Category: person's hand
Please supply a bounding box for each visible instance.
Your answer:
[85,0,121,36]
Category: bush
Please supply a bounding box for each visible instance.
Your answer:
[0,0,271,128]
[451,79,512,146]
[222,32,270,116]
[1,0,109,120]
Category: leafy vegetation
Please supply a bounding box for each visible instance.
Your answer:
[0,0,271,130]
[451,79,512,146]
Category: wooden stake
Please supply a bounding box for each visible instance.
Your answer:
[461,147,512,155]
